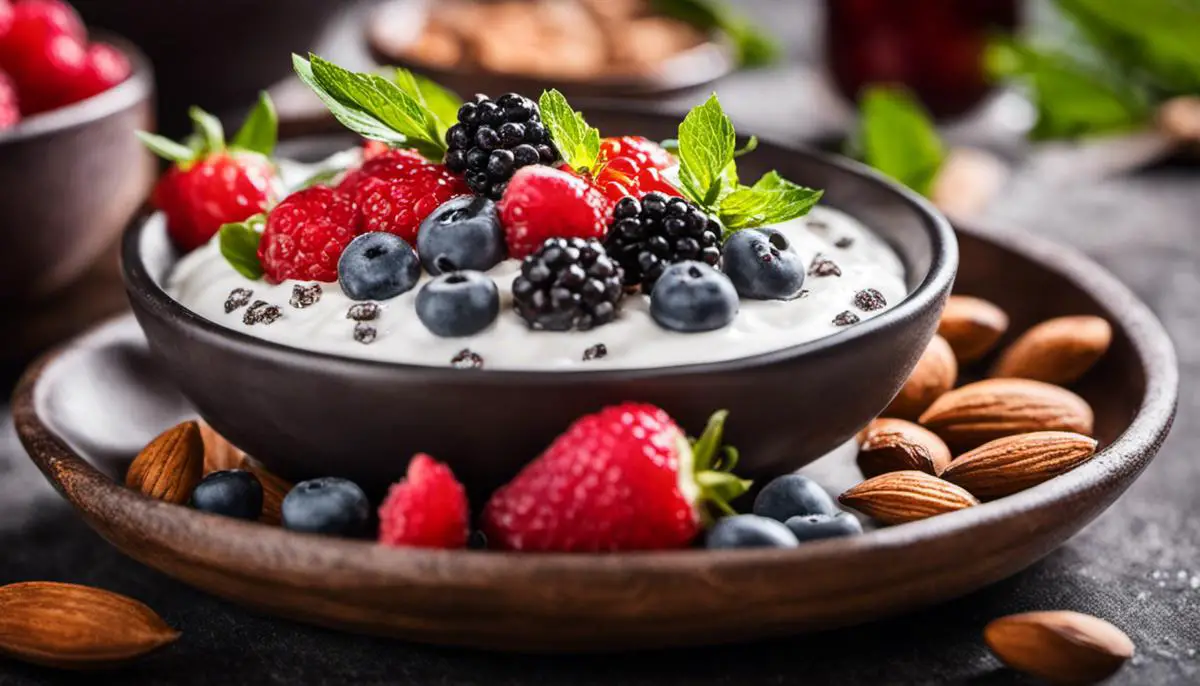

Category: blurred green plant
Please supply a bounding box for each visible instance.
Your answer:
[851,87,946,197]
[651,0,780,67]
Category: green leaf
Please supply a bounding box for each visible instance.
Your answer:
[394,70,462,140]
[677,93,736,207]
[857,86,946,196]
[218,216,265,280]
[718,172,823,230]
[650,0,780,67]
[986,39,1151,140]
[188,106,225,155]
[538,89,600,172]
[231,92,278,156]
[136,131,196,163]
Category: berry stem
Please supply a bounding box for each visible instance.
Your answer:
[690,410,752,524]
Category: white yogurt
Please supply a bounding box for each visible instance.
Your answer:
[166,201,907,371]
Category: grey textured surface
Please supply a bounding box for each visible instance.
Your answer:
[2,1,1199,684]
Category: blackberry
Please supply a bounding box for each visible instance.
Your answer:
[512,238,624,331]
[443,93,557,200]
[604,192,722,291]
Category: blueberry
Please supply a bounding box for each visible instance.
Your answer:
[722,229,806,300]
[784,512,863,542]
[752,474,839,521]
[416,271,500,337]
[338,232,421,301]
[706,515,799,549]
[281,477,371,537]
[416,196,506,275]
[649,261,738,333]
[190,470,263,520]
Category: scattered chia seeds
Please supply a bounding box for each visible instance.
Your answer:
[833,310,860,326]
[243,300,282,326]
[353,322,377,344]
[451,349,484,369]
[346,302,380,321]
[834,236,855,249]
[582,343,608,362]
[224,288,253,314]
[807,220,829,232]
[853,288,887,311]
[808,254,842,277]
[290,283,322,309]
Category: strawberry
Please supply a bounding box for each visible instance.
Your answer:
[338,149,469,243]
[362,139,390,161]
[482,406,749,552]
[0,68,18,129]
[497,165,611,259]
[258,186,359,283]
[139,97,279,252]
[378,454,469,549]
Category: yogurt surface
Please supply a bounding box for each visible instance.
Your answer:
[167,202,907,371]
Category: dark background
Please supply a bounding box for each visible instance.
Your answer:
[1,2,1198,684]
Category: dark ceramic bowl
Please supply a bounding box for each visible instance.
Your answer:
[121,112,956,495]
[0,36,154,302]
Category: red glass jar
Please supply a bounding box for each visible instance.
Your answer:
[825,0,1020,118]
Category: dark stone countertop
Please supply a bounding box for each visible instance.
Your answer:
[1,2,1197,684]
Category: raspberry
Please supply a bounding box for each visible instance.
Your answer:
[496,165,610,259]
[592,136,681,204]
[337,149,468,243]
[511,237,624,331]
[60,42,130,104]
[378,454,469,549]
[598,136,674,172]
[258,186,361,283]
[604,192,722,291]
[0,69,18,129]
[152,152,277,252]
[443,92,558,199]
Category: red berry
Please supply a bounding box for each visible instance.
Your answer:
[151,152,276,252]
[258,186,360,283]
[0,69,19,129]
[0,2,14,43]
[361,139,390,160]
[497,165,611,259]
[593,136,681,204]
[338,150,469,243]
[482,405,747,552]
[378,454,469,549]
[0,0,87,113]
[597,136,674,172]
[59,42,130,103]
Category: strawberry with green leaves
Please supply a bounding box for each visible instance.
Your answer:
[138,94,279,252]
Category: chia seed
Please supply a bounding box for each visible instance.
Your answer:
[243,301,282,325]
[807,220,829,232]
[833,311,860,327]
[451,349,484,369]
[582,343,608,362]
[853,288,887,311]
[290,283,322,309]
[834,236,855,249]
[353,322,377,344]
[224,288,253,314]
[807,254,842,277]
[346,302,380,321]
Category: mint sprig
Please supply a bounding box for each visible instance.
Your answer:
[219,214,265,280]
[231,92,279,156]
[675,94,822,233]
[855,86,947,196]
[538,89,600,172]
[293,54,448,161]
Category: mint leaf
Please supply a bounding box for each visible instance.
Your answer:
[538,89,600,172]
[294,54,448,160]
[650,0,779,67]
[231,92,278,156]
[393,69,462,140]
[219,215,265,280]
[136,131,196,163]
[188,106,225,155]
[718,172,823,230]
[857,87,946,196]
[677,94,736,207]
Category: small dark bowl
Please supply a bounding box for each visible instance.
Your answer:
[121,111,956,495]
[0,36,154,302]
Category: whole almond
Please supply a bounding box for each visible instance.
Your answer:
[919,379,1094,452]
[991,316,1112,385]
[0,582,180,669]
[884,334,958,420]
[942,432,1099,499]
[241,456,293,526]
[839,470,978,525]
[199,419,245,473]
[985,611,1134,684]
[938,295,1009,363]
[857,418,952,478]
[125,421,204,505]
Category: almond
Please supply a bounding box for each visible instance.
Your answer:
[857,418,952,478]
[242,456,293,526]
[942,432,1098,499]
[125,421,204,505]
[0,582,179,669]
[199,419,245,473]
[919,379,1094,452]
[938,295,1009,363]
[838,470,978,525]
[991,316,1112,385]
[985,611,1134,684]
[883,334,957,420]
[930,146,1009,219]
